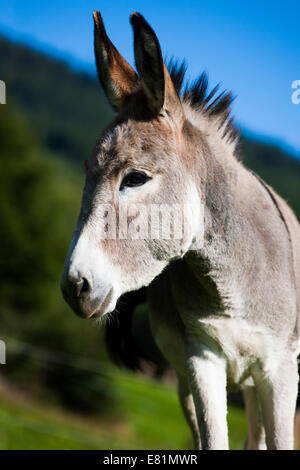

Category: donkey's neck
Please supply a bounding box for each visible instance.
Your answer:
[181,133,250,313]
[186,117,241,258]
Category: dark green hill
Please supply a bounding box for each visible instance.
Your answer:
[0,35,114,162]
[0,34,299,217]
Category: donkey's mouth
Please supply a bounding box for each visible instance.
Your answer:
[88,287,115,319]
[61,279,117,320]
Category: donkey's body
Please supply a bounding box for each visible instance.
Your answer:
[61,11,300,449]
[148,149,300,449]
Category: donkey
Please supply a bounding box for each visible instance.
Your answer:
[61,11,300,450]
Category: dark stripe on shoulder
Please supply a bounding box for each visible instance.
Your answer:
[250,170,292,243]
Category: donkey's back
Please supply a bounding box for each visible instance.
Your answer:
[274,187,300,347]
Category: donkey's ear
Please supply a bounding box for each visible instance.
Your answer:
[130,13,182,116]
[93,11,139,112]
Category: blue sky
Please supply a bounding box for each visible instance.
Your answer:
[1,0,300,157]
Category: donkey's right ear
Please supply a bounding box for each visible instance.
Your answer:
[93,11,139,112]
[130,13,182,119]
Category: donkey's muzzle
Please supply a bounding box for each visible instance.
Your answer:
[61,230,121,318]
[60,271,114,319]
[61,273,91,318]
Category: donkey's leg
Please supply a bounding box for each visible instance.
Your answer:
[185,336,229,450]
[177,372,201,450]
[243,387,266,450]
[252,359,299,450]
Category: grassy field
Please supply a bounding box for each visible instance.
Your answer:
[0,371,248,450]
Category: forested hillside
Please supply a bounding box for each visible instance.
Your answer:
[0,36,114,162]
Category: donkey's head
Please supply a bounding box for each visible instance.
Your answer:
[60,12,203,319]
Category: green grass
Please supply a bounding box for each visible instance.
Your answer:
[0,371,247,450]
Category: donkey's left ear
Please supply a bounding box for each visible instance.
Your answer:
[93,11,139,112]
[130,13,182,117]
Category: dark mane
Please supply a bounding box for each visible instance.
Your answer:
[167,59,239,145]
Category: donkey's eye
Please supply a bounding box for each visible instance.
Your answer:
[120,171,150,190]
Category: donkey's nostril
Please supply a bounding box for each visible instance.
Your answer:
[76,277,90,297]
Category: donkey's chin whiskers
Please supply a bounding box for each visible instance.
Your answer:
[93,307,117,327]
[93,313,107,327]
